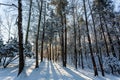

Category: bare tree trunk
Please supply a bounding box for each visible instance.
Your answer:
[64,14,67,67]
[83,0,98,76]
[54,32,57,62]
[25,0,32,44]
[35,0,43,68]
[60,9,65,67]
[72,1,77,69]
[101,15,116,57]
[52,44,54,62]
[61,23,65,66]
[49,43,51,61]
[99,13,109,56]
[97,0,110,57]
[47,46,49,61]
[41,1,46,62]
[18,0,24,76]
[78,25,83,69]
[88,0,104,76]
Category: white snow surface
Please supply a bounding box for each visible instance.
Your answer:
[0,58,120,80]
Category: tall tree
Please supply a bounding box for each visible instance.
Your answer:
[83,0,98,76]
[41,1,46,62]
[92,0,109,57]
[18,0,24,76]
[35,0,43,68]
[53,0,68,67]
[64,14,67,67]
[96,0,116,57]
[78,17,84,69]
[25,0,33,45]
[88,0,104,76]
[72,0,77,69]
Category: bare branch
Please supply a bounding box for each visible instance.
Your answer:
[0,3,18,8]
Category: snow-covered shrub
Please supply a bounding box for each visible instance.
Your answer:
[4,38,19,57]
[0,37,34,68]
[24,42,34,58]
[0,38,19,68]
[103,56,120,75]
[4,38,34,58]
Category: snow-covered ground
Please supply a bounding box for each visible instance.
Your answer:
[0,58,120,80]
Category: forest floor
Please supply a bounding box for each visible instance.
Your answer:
[0,58,120,80]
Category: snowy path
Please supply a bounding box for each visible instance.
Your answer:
[25,61,89,80]
[0,59,120,80]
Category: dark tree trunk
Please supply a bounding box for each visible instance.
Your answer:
[83,0,98,76]
[60,10,65,67]
[64,14,67,67]
[25,0,32,44]
[52,45,54,62]
[99,13,110,56]
[18,0,24,76]
[47,47,49,61]
[49,43,52,61]
[54,34,57,62]
[61,25,65,66]
[88,0,104,76]
[78,25,83,69]
[72,2,77,69]
[35,0,43,68]
[102,15,116,57]
[41,2,46,62]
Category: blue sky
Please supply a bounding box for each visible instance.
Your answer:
[113,0,120,11]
